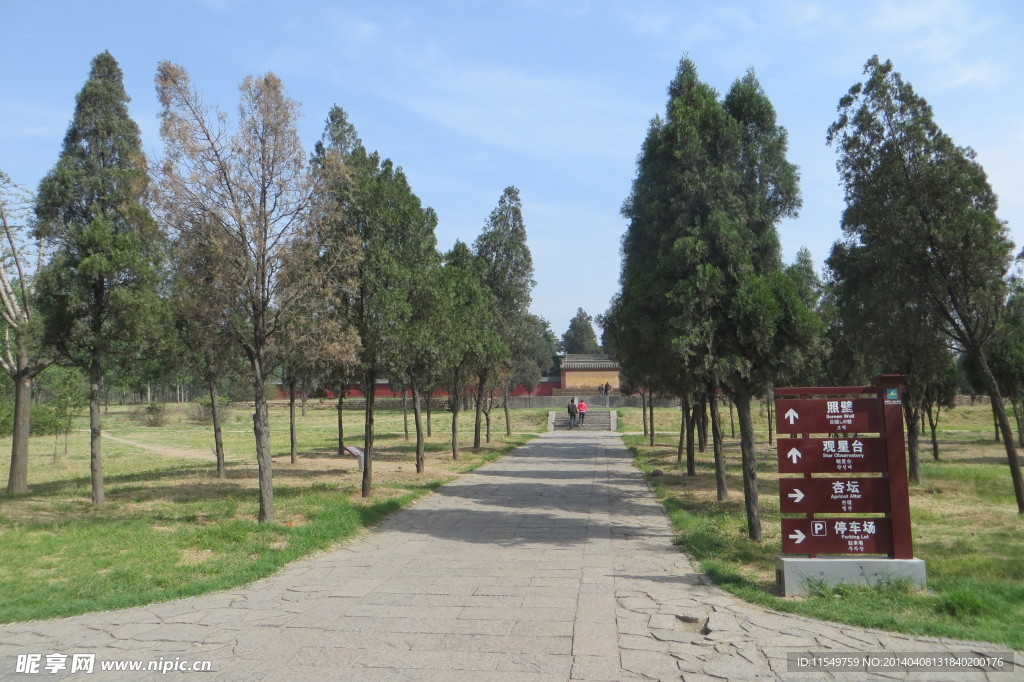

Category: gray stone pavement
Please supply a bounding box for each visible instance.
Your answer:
[1,431,1020,681]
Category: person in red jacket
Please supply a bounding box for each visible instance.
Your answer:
[578,399,587,425]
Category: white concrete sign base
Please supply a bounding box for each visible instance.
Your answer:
[776,556,927,596]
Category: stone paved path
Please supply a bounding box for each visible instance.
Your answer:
[1,431,1019,680]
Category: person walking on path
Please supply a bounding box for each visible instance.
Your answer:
[578,399,587,425]
[567,398,578,428]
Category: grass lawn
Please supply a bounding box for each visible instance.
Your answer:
[4,396,1022,652]
[0,401,549,623]
[618,400,1024,651]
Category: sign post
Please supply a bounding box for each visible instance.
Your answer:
[773,375,925,595]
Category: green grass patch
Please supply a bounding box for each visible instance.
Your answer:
[0,404,543,623]
[621,403,1024,652]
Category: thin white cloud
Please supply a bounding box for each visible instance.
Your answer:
[944,61,1000,89]
[778,0,844,29]
[862,0,1003,87]
[372,52,641,162]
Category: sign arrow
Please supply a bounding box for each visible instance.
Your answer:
[784,408,799,425]
[788,529,806,544]
[787,488,805,504]
[787,447,802,464]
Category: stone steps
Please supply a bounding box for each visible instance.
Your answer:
[549,409,615,431]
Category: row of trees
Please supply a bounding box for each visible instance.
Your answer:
[604,57,817,542]
[2,52,556,523]
[604,54,1023,546]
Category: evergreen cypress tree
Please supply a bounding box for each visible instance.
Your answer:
[560,308,601,354]
[472,186,535,448]
[35,52,165,506]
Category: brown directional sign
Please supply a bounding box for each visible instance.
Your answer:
[777,437,888,474]
[781,517,893,555]
[775,397,881,434]
[775,376,914,560]
[779,478,891,514]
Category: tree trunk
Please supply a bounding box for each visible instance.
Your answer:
[89,361,105,506]
[697,398,708,452]
[1011,397,1024,448]
[649,397,655,447]
[641,391,649,437]
[926,401,941,461]
[473,372,486,449]
[336,392,345,454]
[362,374,376,498]
[412,386,425,474]
[974,351,1024,513]
[686,402,697,476]
[402,388,409,441]
[728,397,735,438]
[767,398,775,446]
[734,386,762,542]
[6,369,33,494]
[289,378,298,464]
[426,391,433,437]
[253,374,274,523]
[902,401,921,484]
[451,395,461,461]
[301,389,307,418]
[708,386,728,501]
[677,397,688,464]
[503,392,512,437]
[484,406,492,443]
[209,380,226,479]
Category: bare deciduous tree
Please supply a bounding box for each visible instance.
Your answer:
[156,62,316,523]
[0,172,49,494]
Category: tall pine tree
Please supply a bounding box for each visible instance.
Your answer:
[473,186,534,448]
[35,52,165,506]
[560,308,601,354]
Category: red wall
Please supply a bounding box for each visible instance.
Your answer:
[309,377,560,400]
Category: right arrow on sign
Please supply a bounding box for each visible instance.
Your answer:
[784,408,799,425]
[787,488,805,503]
[788,529,806,544]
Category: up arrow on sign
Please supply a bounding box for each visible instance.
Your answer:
[784,408,799,425]
[787,447,802,464]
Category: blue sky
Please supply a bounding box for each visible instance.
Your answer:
[2,0,1022,339]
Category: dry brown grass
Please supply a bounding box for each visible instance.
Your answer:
[0,404,548,528]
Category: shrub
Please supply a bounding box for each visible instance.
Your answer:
[188,396,232,424]
[0,402,66,437]
[144,403,167,427]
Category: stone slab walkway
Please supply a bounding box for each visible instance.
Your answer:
[1,431,1019,680]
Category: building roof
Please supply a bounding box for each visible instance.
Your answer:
[561,354,621,371]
